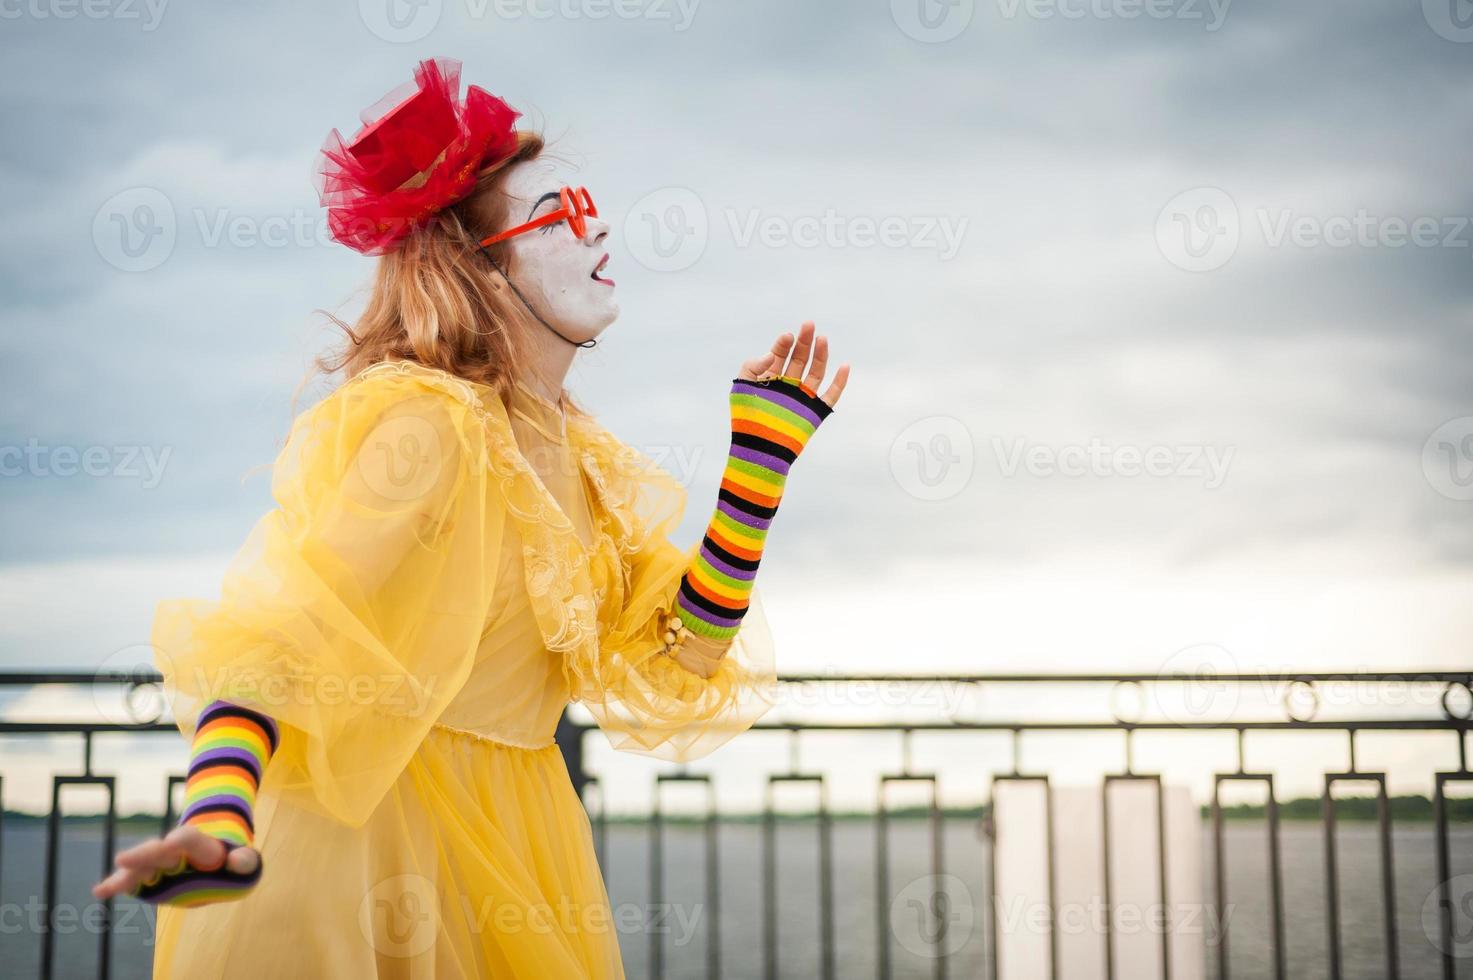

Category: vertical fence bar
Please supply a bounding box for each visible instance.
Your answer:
[983,789,996,980]
[1101,773,1171,980]
[161,774,185,836]
[1265,779,1286,980]
[761,774,832,980]
[991,774,1058,980]
[649,772,718,980]
[1210,778,1226,980]
[1432,771,1472,980]
[1322,771,1398,980]
[705,778,719,980]
[1211,773,1285,980]
[41,775,117,980]
[1322,777,1341,980]
[876,773,945,980]
[821,775,837,980]
[650,775,663,980]
[1376,780,1399,980]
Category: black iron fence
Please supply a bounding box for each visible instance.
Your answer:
[0,670,1469,979]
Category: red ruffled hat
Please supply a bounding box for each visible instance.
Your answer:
[315,58,521,255]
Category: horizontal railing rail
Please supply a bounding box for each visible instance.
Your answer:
[0,670,1468,980]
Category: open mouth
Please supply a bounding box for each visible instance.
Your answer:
[590,253,614,287]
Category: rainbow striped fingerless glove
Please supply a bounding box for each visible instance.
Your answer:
[675,375,833,641]
[134,700,279,907]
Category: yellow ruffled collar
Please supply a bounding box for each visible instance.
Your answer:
[344,357,692,701]
[350,358,653,561]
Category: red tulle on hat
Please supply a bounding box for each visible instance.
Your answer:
[315,58,521,255]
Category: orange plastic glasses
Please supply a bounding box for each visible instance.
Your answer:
[479,186,598,247]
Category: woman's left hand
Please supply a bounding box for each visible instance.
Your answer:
[672,632,730,679]
[738,321,851,411]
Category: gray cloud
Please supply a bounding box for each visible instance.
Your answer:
[1,0,1469,608]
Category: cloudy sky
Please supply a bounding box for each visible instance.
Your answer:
[1,1,1470,802]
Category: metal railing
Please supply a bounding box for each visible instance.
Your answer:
[0,669,1469,980]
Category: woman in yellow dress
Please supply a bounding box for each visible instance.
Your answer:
[91,58,849,977]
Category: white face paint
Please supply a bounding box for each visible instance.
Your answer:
[496,159,618,343]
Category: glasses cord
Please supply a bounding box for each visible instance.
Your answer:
[481,251,598,350]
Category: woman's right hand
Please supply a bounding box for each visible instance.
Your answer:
[93,824,261,904]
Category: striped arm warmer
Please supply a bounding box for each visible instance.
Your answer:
[675,375,833,641]
[133,700,279,907]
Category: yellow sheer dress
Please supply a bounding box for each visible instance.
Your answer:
[148,359,779,978]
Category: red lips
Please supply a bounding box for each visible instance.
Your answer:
[590,252,614,286]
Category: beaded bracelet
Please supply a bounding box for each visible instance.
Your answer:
[659,612,692,656]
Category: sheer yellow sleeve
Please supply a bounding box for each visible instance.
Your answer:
[151,362,504,829]
[566,418,780,762]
